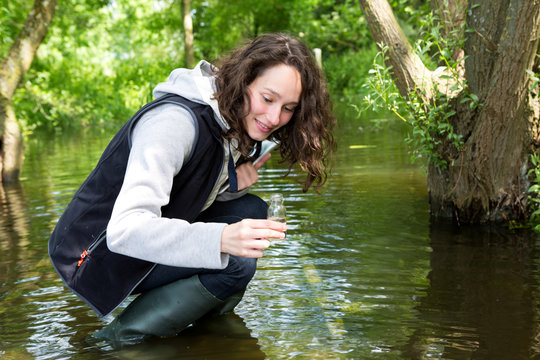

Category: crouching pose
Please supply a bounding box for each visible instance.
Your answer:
[48,32,335,346]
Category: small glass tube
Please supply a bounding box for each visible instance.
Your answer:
[267,193,286,242]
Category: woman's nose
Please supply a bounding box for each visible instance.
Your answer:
[267,106,281,126]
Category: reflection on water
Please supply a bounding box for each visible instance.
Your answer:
[412,224,536,360]
[1,117,539,359]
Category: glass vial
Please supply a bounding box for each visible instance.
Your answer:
[267,193,286,242]
[267,193,286,223]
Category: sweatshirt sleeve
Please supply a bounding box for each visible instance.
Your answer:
[106,103,229,269]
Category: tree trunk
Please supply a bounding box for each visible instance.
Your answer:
[358,0,540,224]
[0,0,57,183]
[358,0,434,101]
[181,0,195,68]
[432,0,540,223]
[0,99,23,182]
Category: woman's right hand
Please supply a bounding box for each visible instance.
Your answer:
[221,219,287,258]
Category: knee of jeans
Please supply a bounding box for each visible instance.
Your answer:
[227,256,257,287]
[244,194,268,220]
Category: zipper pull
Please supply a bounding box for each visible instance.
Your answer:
[77,250,88,267]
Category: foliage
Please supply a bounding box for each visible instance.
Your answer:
[526,61,540,231]
[4,0,379,133]
[286,0,379,104]
[360,7,480,169]
[323,46,379,104]
[0,0,33,58]
[13,0,181,133]
[291,0,372,53]
[4,0,434,133]
[528,153,540,231]
[192,0,294,60]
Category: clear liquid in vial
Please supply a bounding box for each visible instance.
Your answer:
[267,217,286,242]
[267,193,286,242]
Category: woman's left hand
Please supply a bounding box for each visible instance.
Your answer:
[235,152,271,190]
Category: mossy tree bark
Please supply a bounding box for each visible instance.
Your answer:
[358,0,540,224]
[0,0,57,183]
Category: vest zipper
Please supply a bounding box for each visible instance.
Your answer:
[77,230,106,267]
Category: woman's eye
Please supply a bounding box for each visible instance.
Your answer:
[263,96,272,103]
[284,106,295,113]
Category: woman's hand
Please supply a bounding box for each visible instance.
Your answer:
[235,152,271,190]
[221,218,286,258]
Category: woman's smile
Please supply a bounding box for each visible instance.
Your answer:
[255,119,272,132]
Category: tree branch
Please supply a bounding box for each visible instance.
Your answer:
[0,0,57,100]
[358,0,434,101]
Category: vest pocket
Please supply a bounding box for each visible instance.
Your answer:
[77,229,106,267]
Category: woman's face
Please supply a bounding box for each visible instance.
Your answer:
[244,64,302,141]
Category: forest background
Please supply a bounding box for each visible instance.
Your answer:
[1,0,418,133]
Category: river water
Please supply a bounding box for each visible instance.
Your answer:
[1,112,539,359]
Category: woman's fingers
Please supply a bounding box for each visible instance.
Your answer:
[235,162,259,190]
[228,219,287,240]
[240,218,287,236]
[253,152,271,170]
[235,152,272,190]
[221,219,287,257]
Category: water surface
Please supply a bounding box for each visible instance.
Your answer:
[1,114,539,359]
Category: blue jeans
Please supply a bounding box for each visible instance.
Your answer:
[134,193,268,300]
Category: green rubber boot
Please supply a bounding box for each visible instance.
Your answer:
[204,290,245,318]
[92,275,225,347]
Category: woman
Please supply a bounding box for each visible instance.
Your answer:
[48,33,336,346]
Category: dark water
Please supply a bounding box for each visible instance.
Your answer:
[1,114,539,359]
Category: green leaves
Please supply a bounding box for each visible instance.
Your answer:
[5,0,436,135]
[0,0,33,57]
[526,68,539,92]
[13,0,181,133]
[527,153,540,231]
[361,44,465,170]
[357,4,485,170]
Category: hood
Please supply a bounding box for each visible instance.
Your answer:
[153,60,228,130]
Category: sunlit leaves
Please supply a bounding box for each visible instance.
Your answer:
[0,0,33,58]
[15,0,180,132]
[7,0,432,134]
[361,37,467,169]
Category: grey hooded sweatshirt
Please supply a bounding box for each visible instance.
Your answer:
[106,61,242,270]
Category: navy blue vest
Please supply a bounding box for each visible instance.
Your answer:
[48,94,225,317]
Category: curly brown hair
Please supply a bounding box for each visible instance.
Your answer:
[214,33,336,192]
